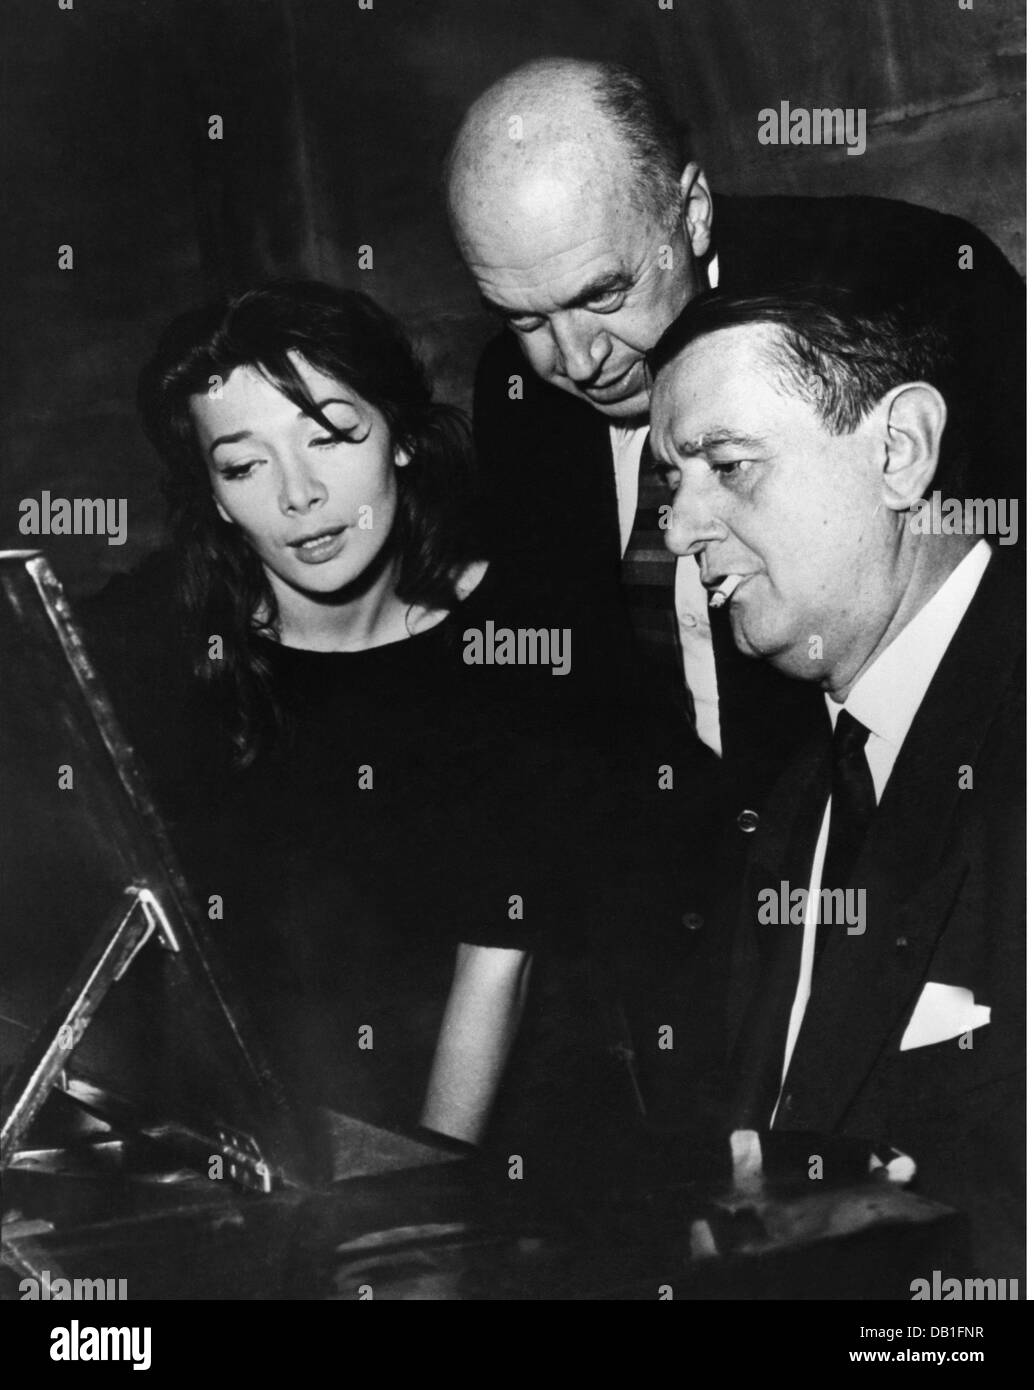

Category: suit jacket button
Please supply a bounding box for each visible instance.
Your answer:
[737,808,760,833]
[895,936,908,949]
[682,911,705,932]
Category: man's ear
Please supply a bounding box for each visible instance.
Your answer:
[878,382,947,512]
[678,162,713,260]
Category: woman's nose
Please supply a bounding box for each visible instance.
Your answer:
[279,453,327,514]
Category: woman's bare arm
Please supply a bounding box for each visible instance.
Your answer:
[420,943,533,1145]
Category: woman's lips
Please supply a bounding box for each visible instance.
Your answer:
[289,526,347,564]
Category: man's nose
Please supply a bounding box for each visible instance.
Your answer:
[665,478,726,556]
[279,452,328,514]
[551,314,610,383]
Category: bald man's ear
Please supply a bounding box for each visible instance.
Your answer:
[877,382,948,512]
[678,163,713,260]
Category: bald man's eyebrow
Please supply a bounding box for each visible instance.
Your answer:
[678,430,767,456]
[563,271,631,310]
[479,292,520,317]
[480,272,631,320]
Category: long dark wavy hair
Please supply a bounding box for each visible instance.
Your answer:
[138,280,479,767]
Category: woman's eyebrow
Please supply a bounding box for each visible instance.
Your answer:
[209,398,359,453]
[208,430,252,455]
[305,397,356,413]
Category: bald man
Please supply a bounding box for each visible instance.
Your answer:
[447,58,1024,819]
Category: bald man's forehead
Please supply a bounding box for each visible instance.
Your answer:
[454,159,633,251]
[450,128,634,228]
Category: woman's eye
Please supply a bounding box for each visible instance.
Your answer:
[220,461,259,481]
[311,414,371,445]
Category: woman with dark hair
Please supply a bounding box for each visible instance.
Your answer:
[87,280,598,1152]
[137,281,482,771]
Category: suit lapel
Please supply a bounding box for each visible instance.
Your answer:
[524,359,620,562]
[725,734,829,1051]
[775,554,1022,1132]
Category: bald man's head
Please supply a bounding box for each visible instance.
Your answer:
[446,59,714,420]
[446,59,684,232]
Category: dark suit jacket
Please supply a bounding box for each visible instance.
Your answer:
[728,552,1024,1279]
[472,193,1025,817]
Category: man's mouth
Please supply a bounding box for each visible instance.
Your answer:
[289,525,347,564]
[702,572,755,609]
[581,360,641,403]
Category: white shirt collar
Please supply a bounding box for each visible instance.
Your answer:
[826,541,992,749]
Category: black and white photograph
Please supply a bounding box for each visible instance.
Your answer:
[0,0,1026,1351]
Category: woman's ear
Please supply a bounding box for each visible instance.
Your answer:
[878,382,947,513]
[215,499,233,525]
[394,444,412,468]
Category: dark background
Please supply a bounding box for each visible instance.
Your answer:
[0,0,1024,595]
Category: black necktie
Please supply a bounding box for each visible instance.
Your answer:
[729,710,876,1129]
[618,434,691,722]
[814,709,877,963]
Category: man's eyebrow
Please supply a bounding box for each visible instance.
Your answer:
[678,430,767,455]
[564,272,630,310]
[480,292,518,317]
[480,272,630,319]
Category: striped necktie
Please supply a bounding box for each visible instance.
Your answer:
[619,433,690,719]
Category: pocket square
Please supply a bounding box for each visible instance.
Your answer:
[899,982,990,1051]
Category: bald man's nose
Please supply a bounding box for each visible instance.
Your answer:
[551,314,609,383]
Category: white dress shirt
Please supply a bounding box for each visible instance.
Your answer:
[775,540,994,1111]
[610,256,722,754]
